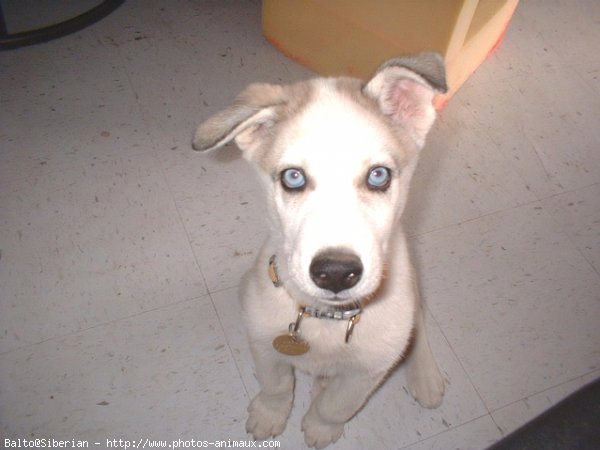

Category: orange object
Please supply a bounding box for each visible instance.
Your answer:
[262,0,519,108]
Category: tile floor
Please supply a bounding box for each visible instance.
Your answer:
[1,1,599,449]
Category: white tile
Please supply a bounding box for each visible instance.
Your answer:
[108,0,311,171]
[574,62,600,97]
[414,203,600,411]
[163,150,269,292]
[475,0,600,84]
[1,0,600,448]
[405,100,537,236]
[475,5,563,82]
[0,32,154,184]
[459,67,600,198]
[0,155,206,353]
[492,371,599,436]
[0,296,249,441]
[516,0,600,67]
[541,183,600,273]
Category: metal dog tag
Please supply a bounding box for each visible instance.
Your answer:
[273,332,310,356]
[273,308,310,356]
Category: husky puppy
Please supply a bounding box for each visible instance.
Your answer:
[192,52,447,449]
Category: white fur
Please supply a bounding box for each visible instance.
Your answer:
[193,56,446,448]
[271,82,402,305]
[242,83,442,447]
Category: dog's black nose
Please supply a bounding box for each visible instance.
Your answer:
[309,249,363,294]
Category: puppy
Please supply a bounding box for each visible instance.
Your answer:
[192,52,447,448]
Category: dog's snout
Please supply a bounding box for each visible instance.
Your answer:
[309,249,363,294]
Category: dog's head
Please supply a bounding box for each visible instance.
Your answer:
[193,53,446,307]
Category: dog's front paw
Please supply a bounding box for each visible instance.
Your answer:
[246,394,290,440]
[407,364,445,409]
[301,411,344,449]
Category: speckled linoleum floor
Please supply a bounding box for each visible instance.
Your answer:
[1,1,599,449]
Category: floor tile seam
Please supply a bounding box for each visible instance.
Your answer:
[206,284,241,297]
[535,181,600,203]
[0,293,209,358]
[487,368,600,418]
[516,131,559,199]
[585,257,600,278]
[123,28,213,301]
[424,304,494,422]
[551,50,600,73]
[3,26,160,189]
[204,291,252,400]
[458,68,530,89]
[487,414,507,441]
[116,18,233,298]
[152,129,250,398]
[535,181,600,277]
[527,135,571,189]
[103,24,161,158]
[410,179,600,240]
[482,113,557,197]
[504,72,600,194]
[1,153,211,359]
[0,144,159,191]
[154,150,211,295]
[420,109,549,238]
[178,229,267,249]
[571,63,600,98]
[408,195,543,239]
[455,76,578,201]
[398,412,500,449]
[458,45,586,88]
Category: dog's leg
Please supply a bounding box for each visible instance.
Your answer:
[302,372,385,449]
[406,303,445,408]
[246,346,295,440]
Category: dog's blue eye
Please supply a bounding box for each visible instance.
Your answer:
[367,166,391,190]
[281,168,306,191]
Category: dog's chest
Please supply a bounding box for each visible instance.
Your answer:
[266,308,407,373]
[242,260,414,373]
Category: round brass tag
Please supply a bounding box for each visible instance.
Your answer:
[272,334,310,356]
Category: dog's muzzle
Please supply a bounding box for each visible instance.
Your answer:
[309,248,363,295]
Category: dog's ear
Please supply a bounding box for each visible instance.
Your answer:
[363,52,447,147]
[192,83,285,155]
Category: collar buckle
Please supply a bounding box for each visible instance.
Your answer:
[268,254,283,287]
